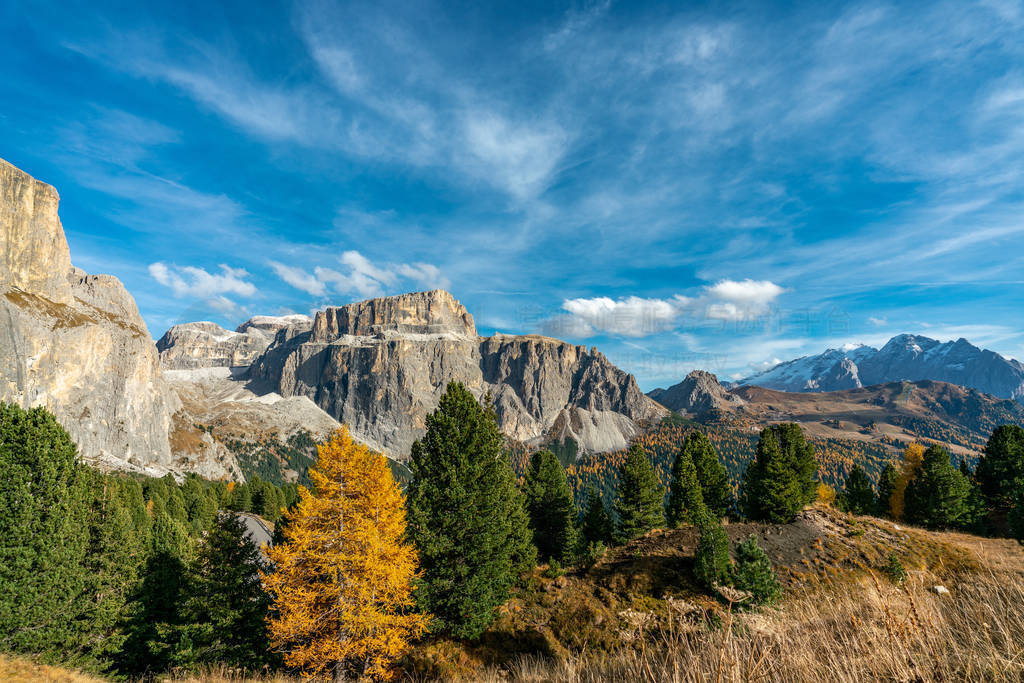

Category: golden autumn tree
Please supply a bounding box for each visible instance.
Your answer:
[263,428,427,681]
[890,442,926,520]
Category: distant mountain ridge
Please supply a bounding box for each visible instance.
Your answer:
[737,334,1024,402]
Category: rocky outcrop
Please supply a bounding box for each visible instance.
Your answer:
[0,158,219,477]
[647,370,745,414]
[250,290,666,459]
[158,322,266,370]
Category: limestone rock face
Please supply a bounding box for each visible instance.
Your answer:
[250,290,666,459]
[0,158,210,476]
[158,321,274,370]
[647,370,745,415]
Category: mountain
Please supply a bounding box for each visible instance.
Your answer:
[647,370,745,414]
[247,289,667,459]
[156,315,311,370]
[0,157,189,476]
[738,334,1024,401]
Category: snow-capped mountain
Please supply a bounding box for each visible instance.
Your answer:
[738,334,1024,402]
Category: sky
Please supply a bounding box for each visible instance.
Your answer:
[2,0,1024,390]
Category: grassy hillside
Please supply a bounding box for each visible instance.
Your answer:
[403,505,1024,681]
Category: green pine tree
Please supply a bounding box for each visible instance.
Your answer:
[523,450,577,563]
[838,465,876,515]
[406,382,536,639]
[578,485,613,546]
[876,462,899,518]
[666,440,709,527]
[976,425,1024,513]
[686,431,731,518]
[1009,484,1024,541]
[693,515,732,589]
[903,445,973,530]
[613,444,666,543]
[741,424,817,523]
[732,535,781,606]
[0,403,89,660]
[169,513,276,671]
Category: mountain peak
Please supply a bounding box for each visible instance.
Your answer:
[648,369,744,414]
[311,289,477,341]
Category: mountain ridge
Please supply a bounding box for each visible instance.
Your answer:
[736,333,1024,401]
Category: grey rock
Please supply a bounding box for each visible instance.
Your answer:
[0,157,209,477]
[647,370,745,414]
[157,321,275,370]
[250,290,666,459]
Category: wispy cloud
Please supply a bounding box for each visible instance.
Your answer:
[269,250,448,301]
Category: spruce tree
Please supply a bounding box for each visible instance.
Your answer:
[903,445,973,530]
[838,465,876,515]
[666,442,708,528]
[1010,485,1024,541]
[0,403,88,659]
[693,515,732,589]
[976,425,1024,512]
[876,462,899,518]
[523,450,577,563]
[686,431,731,518]
[579,485,613,546]
[613,444,666,543]
[70,472,149,671]
[732,535,782,605]
[170,513,276,671]
[406,382,536,639]
[741,424,817,523]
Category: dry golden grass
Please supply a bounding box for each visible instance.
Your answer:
[0,654,104,682]
[455,566,1024,682]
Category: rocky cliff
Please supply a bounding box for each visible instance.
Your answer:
[0,158,222,476]
[156,315,311,370]
[249,290,666,459]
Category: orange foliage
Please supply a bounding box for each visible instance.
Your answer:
[263,428,428,680]
[890,442,925,520]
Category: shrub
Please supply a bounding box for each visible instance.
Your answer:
[732,535,782,606]
[884,552,907,586]
[693,516,732,590]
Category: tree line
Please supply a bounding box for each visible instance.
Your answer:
[2,390,1021,680]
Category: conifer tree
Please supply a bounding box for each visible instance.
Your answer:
[903,445,973,530]
[686,431,731,518]
[876,462,899,518]
[741,424,817,523]
[70,472,149,670]
[732,535,782,605]
[1010,485,1024,541]
[0,403,88,659]
[523,450,577,563]
[976,424,1024,512]
[693,515,731,589]
[838,465,876,515]
[666,442,708,528]
[614,444,666,543]
[265,429,426,680]
[406,382,535,639]
[171,513,275,671]
[578,485,613,546]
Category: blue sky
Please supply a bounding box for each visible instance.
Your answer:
[3,0,1024,390]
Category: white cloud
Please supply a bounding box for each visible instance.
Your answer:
[561,296,681,337]
[149,262,256,298]
[269,251,447,301]
[269,261,328,296]
[868,316,888,326]
[558,279,786,336]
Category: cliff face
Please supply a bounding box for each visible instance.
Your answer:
[156,317,314,370]
[0,158,208,476]
[250,290,666,459]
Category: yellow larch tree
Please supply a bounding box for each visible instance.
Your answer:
[891,442,925,520]
[263,428,427,681]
